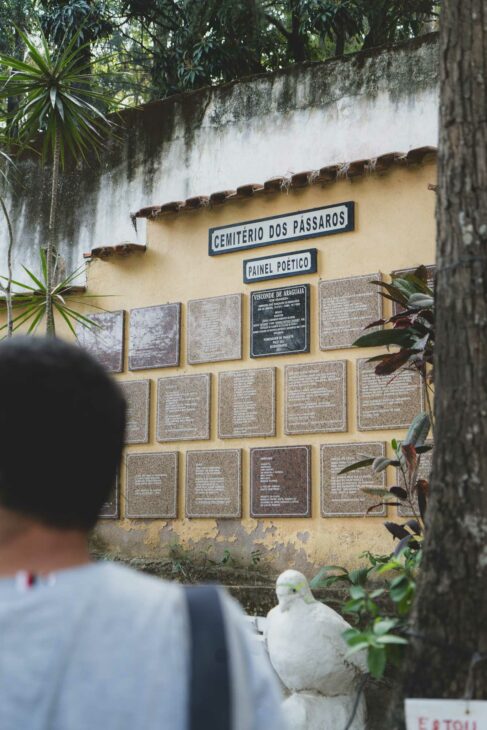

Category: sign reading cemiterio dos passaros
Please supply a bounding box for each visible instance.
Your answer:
[208,202,354,256]
[405,699,487,729]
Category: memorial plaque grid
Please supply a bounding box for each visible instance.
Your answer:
[119,380,150,444]
[126,451,178,519]
[357,358,424,431]
[250,284,310,358]
[99,471,119,519]
[250,445,311,518]
[284,360,347,434]
[319,273,382,350]
[185,449,241,518]
[187,293,242,364]
[396,441,433,517]
[157,374,211,442]
[129,303,180,370]
[218,367,275,439]
[77,310,125,373]
[321,442,386,517]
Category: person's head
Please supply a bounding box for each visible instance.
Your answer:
[0,336,125,532]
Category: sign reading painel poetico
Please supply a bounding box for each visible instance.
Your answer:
[208,202,354,255]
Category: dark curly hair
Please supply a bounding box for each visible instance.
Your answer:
[0,336,125,529]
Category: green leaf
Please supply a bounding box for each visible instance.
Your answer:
[367,646,387,679]
[338,458,374,475]
[349,585,366,599]
[403,413,431,447]
[373,619,397,636]
[372,457,392,474]
[346,642,370,656]
[376,635,409,646]
[353,329,416,349]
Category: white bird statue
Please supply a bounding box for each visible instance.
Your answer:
[266,569,367,695]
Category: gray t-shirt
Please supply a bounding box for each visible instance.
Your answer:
[0,562,284,730]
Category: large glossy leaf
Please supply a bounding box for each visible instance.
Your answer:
[403,413,431,447]
[338,458,375,475]
[353,328,416,348]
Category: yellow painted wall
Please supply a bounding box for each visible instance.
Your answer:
[78,162,436,570]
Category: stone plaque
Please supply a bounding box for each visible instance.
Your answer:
[321,443,386,517]
[251,284,310,357]
[157,374,210,442]
[187,293,242,364]
[119,380,150,444]
[186,449,241,518]
[250,446,311,517]
[357,359,423,431]
[396,441,433,517]
[285,361,347,434]
[319,273,382,350]
[77,310,125,373]
[129,303,180,370]
[218,368,275,439]
[99,472,119,519]
[126,452,178,518]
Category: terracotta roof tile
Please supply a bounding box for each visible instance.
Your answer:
[209,189,237,204]
[133,146,437,219]
[85,243,147,260]
[236,183,264,197]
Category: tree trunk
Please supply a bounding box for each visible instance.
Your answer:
[289,0,307,62]
[0,196,14,336]
[389,1,487,725]
[45,129,60,336]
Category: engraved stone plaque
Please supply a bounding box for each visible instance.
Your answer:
[129,303,180,370]
[99,471,119,519]
[357,359,423,431]
[157,374,210,442]
[187,294,242,364]
[319,273,382,350]
[396,441,433,517]
[250,446,311,517]
[77,310,125,373]
[218,368,275,439]
[285,361,347,434]
[126,452,178,518]
[186,449,241,518]
[119,380,150,444]
[321,443,386,517]
[251,284,309,357]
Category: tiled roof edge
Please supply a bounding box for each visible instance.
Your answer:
[134,146,437,220]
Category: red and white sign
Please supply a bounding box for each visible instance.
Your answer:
[406,699,487,729]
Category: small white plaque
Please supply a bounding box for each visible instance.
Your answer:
[405,699,487,729]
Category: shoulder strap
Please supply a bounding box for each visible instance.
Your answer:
[185,585,232,730]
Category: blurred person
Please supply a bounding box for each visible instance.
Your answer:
[0,336,284,730]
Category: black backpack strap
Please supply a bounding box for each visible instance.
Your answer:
[185,585,232,730]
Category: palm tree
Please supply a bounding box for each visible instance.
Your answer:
[0,29,113,335]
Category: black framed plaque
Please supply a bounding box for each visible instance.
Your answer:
[250,284,310,357]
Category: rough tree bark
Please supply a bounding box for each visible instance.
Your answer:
[389,1,487,725]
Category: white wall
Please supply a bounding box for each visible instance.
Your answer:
[1,34,439,282]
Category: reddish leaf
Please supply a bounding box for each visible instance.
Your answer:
[384,522,410,540]
[364,319,387,329]
[375,350,415,376]
[393,316,412,329]
[389,486,408,500]
[401,444,418,476]
[415,479,429,521]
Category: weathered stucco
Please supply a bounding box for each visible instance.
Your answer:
[1,34,438,282]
